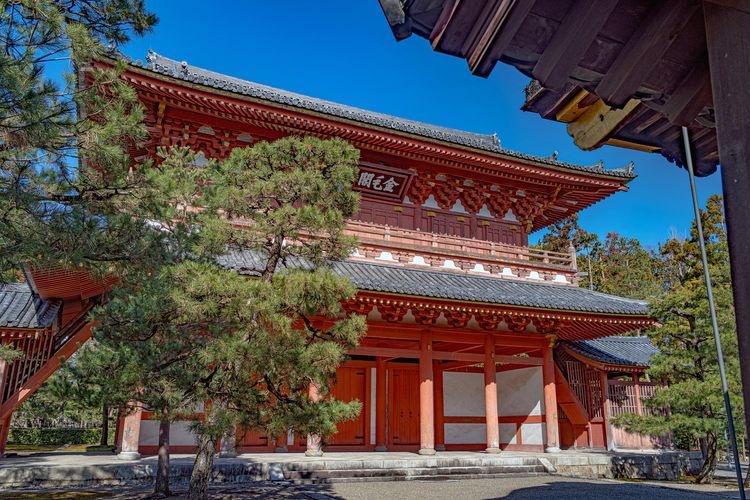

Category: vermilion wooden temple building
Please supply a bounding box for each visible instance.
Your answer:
[0,52,659,456]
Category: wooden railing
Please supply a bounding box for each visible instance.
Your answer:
[345,220,575,268]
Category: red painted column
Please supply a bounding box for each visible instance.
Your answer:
[433,359,445,451]
[600,370,614,451]
[375,357,387,451]
[305,383,324,457]
[542,346,560,452]
[0,415,11,457]
[484,335,501,453]
[117,401,143,460]
[419,331,435,455]
[633,373,643,415]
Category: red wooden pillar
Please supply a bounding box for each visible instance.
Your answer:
[600,370,613,451]
[542,346,560,452]
[0,359,8,456]
[433,359,445,451]
[484,335,500,453]
[633,373,643,415]
[117,401,143,460]
[0,415,11,457]
[305,383,324,457]
[375,357,387,451]
[418,331,435,455]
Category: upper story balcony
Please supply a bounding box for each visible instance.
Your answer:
[343,220,578,286]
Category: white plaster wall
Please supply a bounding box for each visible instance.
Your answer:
[497,367,543,416]
[445,424,485,444]
[499,423,517,444]
[522,423,544,445]
[443,372,485,417]
[139,421,197,446]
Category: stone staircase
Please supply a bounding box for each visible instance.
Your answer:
[278,455,548,483]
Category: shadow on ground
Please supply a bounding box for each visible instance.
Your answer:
[492,480,736,500]
[0,482,345,499]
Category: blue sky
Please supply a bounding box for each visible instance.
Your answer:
[121,1,724,249]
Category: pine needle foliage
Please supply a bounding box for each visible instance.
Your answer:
[92,137,367,499]
[612,195,745,483]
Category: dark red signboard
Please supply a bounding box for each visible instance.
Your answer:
[352,162,413,201]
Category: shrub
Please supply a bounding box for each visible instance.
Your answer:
[8,428,110,446]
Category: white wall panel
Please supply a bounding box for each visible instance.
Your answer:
[445,423,485,444]
[443,372,484,416]
[497,367,543,416]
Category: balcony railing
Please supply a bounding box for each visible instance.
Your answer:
[344,220,578,285]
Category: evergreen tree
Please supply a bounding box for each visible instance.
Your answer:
[0,1,160,277]
[612,195,745,483]
[91,137,367,499]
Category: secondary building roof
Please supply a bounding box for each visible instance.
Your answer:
[565,336,659,368]
[218,249,649,316]
[138,51,635,181]
[0,283,60,330]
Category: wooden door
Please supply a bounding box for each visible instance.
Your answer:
[236,425,270,450]
[389,368,420,446]
[328,367,368,446]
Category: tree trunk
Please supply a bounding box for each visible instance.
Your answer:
[744,462,749,489]
[695,432,718,484]
[154,418,171,497]
[100,405,109,446]
[187,433,217,500]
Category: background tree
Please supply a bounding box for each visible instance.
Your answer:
[612,195,745,483]
[538,215,660,299]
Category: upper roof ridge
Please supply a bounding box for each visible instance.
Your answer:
[133,51,636,180]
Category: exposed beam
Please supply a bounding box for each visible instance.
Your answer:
[465,0,536,77]
[348,346,542,365]
[660,58,713,126]
[378,0,411,40]
[595,0,701,108]
[533,0,619,91]
[567,99,640,150]
[704,0,750,465]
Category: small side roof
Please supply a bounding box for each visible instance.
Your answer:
[0,283,60,330]
[565,336,658,368]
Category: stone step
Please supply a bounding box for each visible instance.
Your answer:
[283,464,547,483]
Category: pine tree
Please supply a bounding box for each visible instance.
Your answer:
[91,137,367,499]
[612,195,745,483]
[0,1,159,277]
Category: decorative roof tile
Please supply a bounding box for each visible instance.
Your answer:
[217,250,649,316]
[0,283,60,330]
[566,336,659,367]
[139,52,635,180]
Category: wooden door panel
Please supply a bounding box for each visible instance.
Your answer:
[236,425,269,448]
[390,368,420,446]
[328,367,367,446]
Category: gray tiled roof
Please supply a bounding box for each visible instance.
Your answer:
[137,51,635,180]
[217,250,649,316]
[0,283,60,330]
[566,336,659,367]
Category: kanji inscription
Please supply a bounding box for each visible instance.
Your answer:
[352,163,412,201]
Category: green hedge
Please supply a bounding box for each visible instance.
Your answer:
[8,428,107,446]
